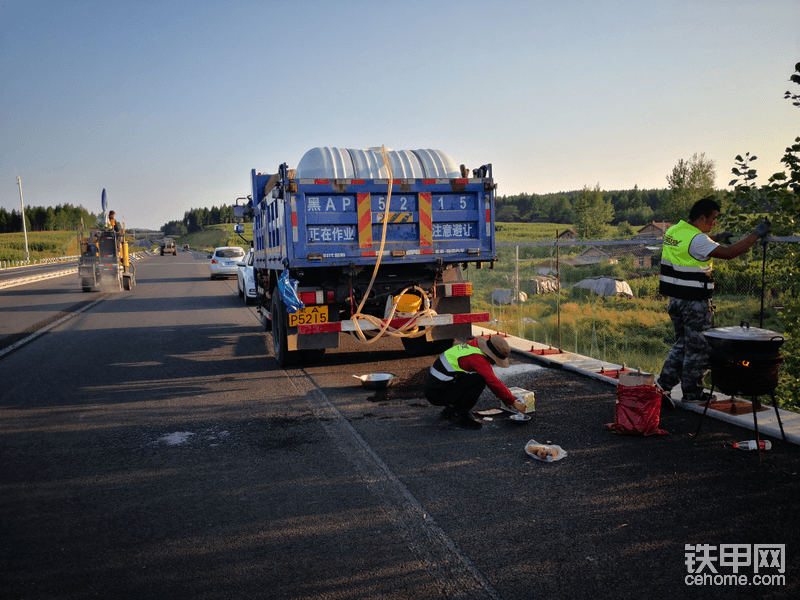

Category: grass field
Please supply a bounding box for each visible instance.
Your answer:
[0,231,81,263]
[495,222,573,243]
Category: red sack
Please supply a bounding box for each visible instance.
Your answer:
[606,384,668,436]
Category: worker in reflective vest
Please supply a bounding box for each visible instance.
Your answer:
[424,335,527,429]
[656,197,771,406]
[108,210,121,232]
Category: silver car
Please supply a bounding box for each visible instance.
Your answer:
[208,246,245,279]
[237,250,256,304]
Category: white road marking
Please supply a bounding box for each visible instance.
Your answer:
[284,368,503,600]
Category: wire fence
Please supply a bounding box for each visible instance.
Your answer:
[467,236,798,378]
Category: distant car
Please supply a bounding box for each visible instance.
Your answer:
[182,244,190,251]
[237,250,256,304]
[208,246,245,279]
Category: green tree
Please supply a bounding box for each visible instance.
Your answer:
[621,204,654,226]
[549,196,571,223]
[663,152,716,221]
[571,184,614,239]
[44,207,56,230]
[496,205,520,222]
[629,184,644,209]
[0,207,10,233]
[724,62,800,409]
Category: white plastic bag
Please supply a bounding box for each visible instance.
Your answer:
[524,439,567,462]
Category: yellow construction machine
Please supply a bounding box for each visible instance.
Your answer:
[78,225,136,292]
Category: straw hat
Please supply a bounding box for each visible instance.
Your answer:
[476,335,511,368]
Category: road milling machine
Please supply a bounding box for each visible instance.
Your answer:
[78,226,136,292]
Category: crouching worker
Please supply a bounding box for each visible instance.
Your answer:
[424,335,527,429]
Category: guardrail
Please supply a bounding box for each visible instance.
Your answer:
[0,252,154,290]
[0,255,79,270]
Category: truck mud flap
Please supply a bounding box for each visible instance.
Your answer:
[287,331,339,352]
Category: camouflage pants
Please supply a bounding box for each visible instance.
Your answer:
[658,298,713,400]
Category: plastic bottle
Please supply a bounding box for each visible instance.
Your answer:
[733,440,772,451]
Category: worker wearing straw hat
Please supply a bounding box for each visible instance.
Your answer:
[424,335,526,429]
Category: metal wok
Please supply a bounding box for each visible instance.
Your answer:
[703,321,784,356]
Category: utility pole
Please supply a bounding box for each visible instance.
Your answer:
[515,245,520,337]
[17,176,30,262]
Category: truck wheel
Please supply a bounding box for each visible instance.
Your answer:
[271,293,297,367]
[238,282,244,298]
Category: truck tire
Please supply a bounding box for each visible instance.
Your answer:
[270,293,298,367]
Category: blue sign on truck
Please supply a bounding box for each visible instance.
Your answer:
[236,147,498,366]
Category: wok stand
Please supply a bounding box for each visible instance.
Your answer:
[695,373,787,461]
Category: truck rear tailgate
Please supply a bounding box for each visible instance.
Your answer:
[258,175,495,269]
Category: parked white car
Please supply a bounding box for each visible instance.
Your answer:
[237,250,256,304]
[208,246,245,279]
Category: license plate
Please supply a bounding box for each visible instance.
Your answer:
[288,305,329,328]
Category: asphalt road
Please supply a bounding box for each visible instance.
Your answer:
[1,253,799,600]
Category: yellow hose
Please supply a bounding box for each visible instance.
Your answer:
[348,146,438,344]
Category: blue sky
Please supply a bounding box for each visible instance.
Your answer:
[1,0,798,230]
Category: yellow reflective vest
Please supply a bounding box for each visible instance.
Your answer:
[429,342,485,381]
[659,220,714,300]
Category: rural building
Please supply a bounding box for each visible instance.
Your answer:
[534,257,587,275]
[636,221,673,239]
[575,245,656,268]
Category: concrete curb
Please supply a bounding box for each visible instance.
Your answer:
[473,325,799,446]
[0,267,78,290]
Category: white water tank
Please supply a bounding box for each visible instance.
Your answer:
[295,147,461,179]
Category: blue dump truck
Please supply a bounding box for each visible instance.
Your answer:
[236,147,498,366]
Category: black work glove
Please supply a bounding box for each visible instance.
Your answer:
[714,231,734,245]
[753,220,772,239]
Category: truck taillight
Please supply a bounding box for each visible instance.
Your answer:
[444,283,472,297]
[299,290,334,305]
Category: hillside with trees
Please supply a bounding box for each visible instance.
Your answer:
[0,204,98,233]
[494,184,730,230]
[160,205,249,237]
